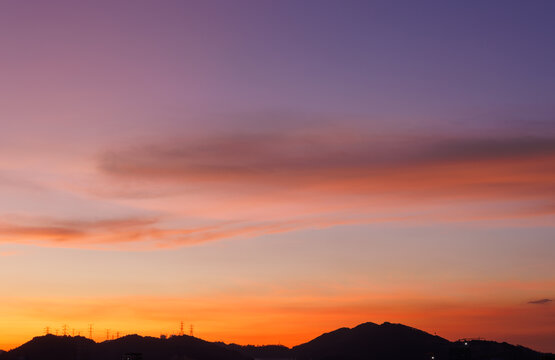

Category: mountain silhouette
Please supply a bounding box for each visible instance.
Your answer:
[222,322,554,360]
[292,322,450,359]
[0,335,96,360]
[290,322,554,360]
[1,322,553,360]
[0,334,250,360]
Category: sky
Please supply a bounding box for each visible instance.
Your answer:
[0,0,554,353]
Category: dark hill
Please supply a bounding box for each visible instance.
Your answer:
[0,335,96,360]
[1,323,553,360]
[0,334,251,360]
[220,343,292,359]
[94,334,251,360]
[449,339,554,360]
[224,322,554,360]
[292,322,450,360]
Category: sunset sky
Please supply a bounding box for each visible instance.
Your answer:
[0,0,554,353]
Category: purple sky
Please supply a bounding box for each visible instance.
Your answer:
[0,0,554,353]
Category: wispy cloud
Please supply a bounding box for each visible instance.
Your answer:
[98,132,555,200]
[0,216,161,249]
[528,298,552,305]
[96,131,555,224]
[2,129,554,250]
[0,215,373,249]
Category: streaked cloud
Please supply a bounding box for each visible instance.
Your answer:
[98,132,555,200]
[0,216,161,249]
[0,212,422,249]
[95,130,555,225]
[528,298,552,305]
[0,129,551,250]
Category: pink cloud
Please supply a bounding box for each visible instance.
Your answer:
[98,132,555,202]
[1,129,553,250]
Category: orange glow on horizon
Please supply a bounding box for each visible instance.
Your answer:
[1,279,553,352]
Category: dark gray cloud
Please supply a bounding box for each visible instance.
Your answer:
[528,299,552,305]
[98,131,555,184]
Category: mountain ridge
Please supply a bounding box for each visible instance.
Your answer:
[1,322,553,360]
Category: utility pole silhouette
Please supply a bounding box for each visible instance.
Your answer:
[89,324,93,339]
